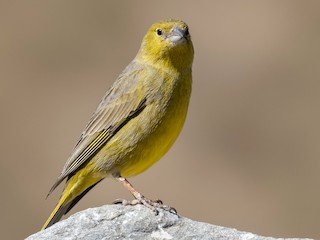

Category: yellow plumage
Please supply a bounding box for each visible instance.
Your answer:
[42,19,194,229]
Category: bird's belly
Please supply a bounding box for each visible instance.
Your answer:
[94,90,190,177]
[120,103,187,177]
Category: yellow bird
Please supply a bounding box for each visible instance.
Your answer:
[42,19,194,229]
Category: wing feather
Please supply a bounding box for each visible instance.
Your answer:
[47,61,147,196]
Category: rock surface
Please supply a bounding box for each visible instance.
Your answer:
[26,204,313,240]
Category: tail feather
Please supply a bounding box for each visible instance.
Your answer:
[65,179,102,215]
[42,177,103,230]
[42,200,73,230]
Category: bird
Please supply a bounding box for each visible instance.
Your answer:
[42,19,194,230]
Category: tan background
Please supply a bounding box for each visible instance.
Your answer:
[1,1,320,239]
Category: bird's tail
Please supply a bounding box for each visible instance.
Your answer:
[42,174,103,230]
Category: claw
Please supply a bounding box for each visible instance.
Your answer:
[155,199,163,204]
[169,207,177,214]
[113,198,126,205]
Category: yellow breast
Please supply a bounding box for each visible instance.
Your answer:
[94,70,192,177]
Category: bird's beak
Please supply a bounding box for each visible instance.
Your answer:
[168,27,188,43]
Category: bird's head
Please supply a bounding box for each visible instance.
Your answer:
[137,19,194,72]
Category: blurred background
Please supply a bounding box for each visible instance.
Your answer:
[1,1,319,239]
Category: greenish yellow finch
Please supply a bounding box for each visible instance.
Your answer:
[42,19,194,229]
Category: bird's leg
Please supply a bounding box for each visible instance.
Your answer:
[113,176,177,215]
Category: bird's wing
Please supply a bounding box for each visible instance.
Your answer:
[47,62,147,196]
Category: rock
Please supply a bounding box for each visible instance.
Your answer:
[26,204,313,240]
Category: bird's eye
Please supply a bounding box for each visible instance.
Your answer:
[156,28,163,36]
[185,28,189,36]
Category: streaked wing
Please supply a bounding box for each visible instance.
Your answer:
[47,62,147,196]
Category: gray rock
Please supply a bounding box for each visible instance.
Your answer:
[26,204,313,240]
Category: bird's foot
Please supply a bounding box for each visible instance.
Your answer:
[113,197,177,215]
[113,176,177,215]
